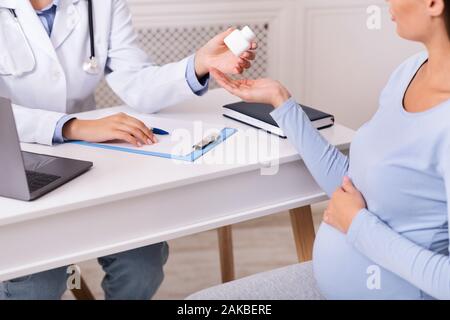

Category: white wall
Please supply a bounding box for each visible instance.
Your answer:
[125,0,423,130]
[294,0,422,129]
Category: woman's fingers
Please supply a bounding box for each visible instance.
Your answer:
[211,68,254,101]
[211,68,237,88]
[323,209,330,223]
[215,78,250,100]
[212,68,254,88]
[216,78,238,94]
[341,176,356,193]
[213,74,240,94]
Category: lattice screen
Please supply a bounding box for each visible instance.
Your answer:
[95,22,270,108]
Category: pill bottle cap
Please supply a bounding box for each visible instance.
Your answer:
[241,26,256,42]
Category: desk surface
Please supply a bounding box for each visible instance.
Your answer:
[0,89,354,226]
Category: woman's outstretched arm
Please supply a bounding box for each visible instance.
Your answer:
[270,98,349,196]
[211,69,349,197]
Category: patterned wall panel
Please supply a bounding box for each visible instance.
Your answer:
[95,23,270,108]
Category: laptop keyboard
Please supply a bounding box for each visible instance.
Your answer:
[25,170,61,193]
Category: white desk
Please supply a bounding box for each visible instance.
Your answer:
[0,89,354,282]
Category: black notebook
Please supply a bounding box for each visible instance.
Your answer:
[223,101,335,139]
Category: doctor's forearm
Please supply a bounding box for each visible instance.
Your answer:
[186,55,210,96]
[12,104,67,146]
[194,50,210,79]
[62,119,82,141]
[53,115,77,144]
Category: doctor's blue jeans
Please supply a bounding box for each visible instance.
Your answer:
[0,242,169,300]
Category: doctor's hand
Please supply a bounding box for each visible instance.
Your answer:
[195,28,257,78]
[62,113,158,147]
[323,177,367,234]
[211,68,292,107]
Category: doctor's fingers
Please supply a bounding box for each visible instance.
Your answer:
[237,58,252,70]
[115,124,154,146]
[120,116,157,144]
[112,113,157,144]
[240,51,256,61]
[113,131,141,147]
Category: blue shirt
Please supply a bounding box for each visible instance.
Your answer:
[35,0,59,36]
[34,2,209,143]
[271,51,450,299]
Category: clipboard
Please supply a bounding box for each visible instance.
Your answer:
[69,114,237,162]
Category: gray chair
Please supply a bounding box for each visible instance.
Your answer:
[187,261,325,300]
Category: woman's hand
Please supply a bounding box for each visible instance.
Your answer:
[211,68,291,107]
[195,28,257,78]
[62,113,158,147]
[323,176,367,234]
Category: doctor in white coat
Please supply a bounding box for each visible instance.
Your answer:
[0,0,256,299]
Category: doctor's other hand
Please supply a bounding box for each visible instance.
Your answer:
[62,113,158,147]
[195,28,257,78]
[211,68,291,107]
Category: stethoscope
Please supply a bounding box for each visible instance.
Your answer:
[82,0,99,74]
[7,0,99,75]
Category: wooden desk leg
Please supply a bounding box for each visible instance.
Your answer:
[217,226,235,283]
[290,205,316,262]
[71,275,95,300]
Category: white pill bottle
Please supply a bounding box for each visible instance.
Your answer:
[224,26,256,57]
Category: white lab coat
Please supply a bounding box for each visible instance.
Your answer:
[0,0,196,145]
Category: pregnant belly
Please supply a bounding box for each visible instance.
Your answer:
[313,223,422,299]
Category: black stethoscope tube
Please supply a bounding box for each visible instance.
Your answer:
[9,9,17,18]
[87,0,95,60]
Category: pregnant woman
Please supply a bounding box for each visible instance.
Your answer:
[189,0,450,299]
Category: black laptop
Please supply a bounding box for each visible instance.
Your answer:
[0,98,93,201]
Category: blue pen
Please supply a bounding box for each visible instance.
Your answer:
[151,127,169,135]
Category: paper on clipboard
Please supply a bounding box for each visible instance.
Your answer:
[113,117,227,156]
[71,113,237,161]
